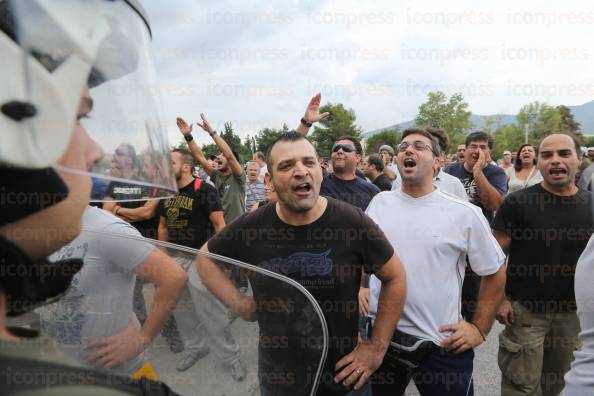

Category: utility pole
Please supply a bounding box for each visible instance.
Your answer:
[524,124,529,144]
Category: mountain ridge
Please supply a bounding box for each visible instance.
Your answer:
[363,99,594,138]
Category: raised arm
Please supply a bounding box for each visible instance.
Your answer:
[294,93,330,136]
[473,149,504,211]
[197,113,243,177]
[176,117,214,176]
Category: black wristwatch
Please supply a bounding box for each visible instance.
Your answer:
[300,117,313,128]
[184,134,194,142]
[209,131,217,137]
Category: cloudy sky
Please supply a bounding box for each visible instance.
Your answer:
[141,0,594,145]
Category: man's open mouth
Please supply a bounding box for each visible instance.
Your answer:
[293,182,312,193]
[549,168,566,176]
[403,158,416,168]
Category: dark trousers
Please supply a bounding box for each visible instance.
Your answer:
[371,348,474,396]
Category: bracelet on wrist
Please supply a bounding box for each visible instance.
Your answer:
[209,130,217,137]
[470,321,486,341]
[184,134,194,142]
[300,117,313,128]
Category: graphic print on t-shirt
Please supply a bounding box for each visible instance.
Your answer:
[460,176,479,205]
[39,242,90,345]
[163,194,195,230]
[259,250,334,285]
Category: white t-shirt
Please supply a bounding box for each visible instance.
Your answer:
[366,188,504,345]
[392,168,468,201]
[505,166,543,194]
[564,234,594,395]
[38,207,153,375]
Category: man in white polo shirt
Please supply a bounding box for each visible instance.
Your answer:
[366,128,506,396]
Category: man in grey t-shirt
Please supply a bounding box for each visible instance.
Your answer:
[176,114,246,223]
[38,207,187,376]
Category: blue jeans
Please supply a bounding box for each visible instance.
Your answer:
[371,348,474,396]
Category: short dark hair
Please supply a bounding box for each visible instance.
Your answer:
[427,127,449,154]
[265,131,317,175]
[400,128,440,157]
[336,136,363,156]
[465,131,494,150]
[537,132,581,159]
[366,154,384,172]
[513,144,537,172]
[172,148,195,168]
[254,151,266,161]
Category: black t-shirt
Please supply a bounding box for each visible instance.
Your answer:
[1,167,68,226]
[492,184,594,313]
[157,179,222,248]
[372,173,393,192]
[320,173,380,211]
[104,181,160,238]
[207,198,394,395]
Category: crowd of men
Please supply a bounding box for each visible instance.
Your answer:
[1,2,593,395]
[80,91,593,395]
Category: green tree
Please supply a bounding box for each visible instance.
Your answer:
[557,105,581,135]
[217,122,252,163]
[201,143,219,158]
[583,136,594,148]
[516,101,562,141]
[171,140,189,151]
[365,129,401,154]
[415,91,474,153]
[310,103,363,156]
[491,124,524,160]
[255,124,289,154]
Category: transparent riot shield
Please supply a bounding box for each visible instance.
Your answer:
[35,229,328,396]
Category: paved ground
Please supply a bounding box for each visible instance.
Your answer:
[145,271,504,396]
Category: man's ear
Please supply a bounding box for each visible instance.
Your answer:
[264,172,274,191]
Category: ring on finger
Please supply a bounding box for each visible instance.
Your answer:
[355,368,362,375]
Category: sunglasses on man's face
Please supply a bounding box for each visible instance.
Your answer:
[332,143,355,153]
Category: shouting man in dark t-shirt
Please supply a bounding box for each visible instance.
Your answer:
[157,149,244,379]
[197,131,406,396]
[492,134,593,396]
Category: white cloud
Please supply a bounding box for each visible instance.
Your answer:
[140,0,594,144]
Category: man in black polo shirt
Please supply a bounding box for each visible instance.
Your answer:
[492,133,594,396]
[157,149,244,379]
[362,154,392,191]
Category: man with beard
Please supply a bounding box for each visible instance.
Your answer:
[493,134,593,396]
[176,114,246,223]
[197,131,406,396]
[362,154,392,191]
[157,149,244,378]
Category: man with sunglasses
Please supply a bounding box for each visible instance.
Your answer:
[293,94,379,211]
[366,128,506,396]
[319,137,380,211]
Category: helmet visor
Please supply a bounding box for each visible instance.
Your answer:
[10,0,177,201]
